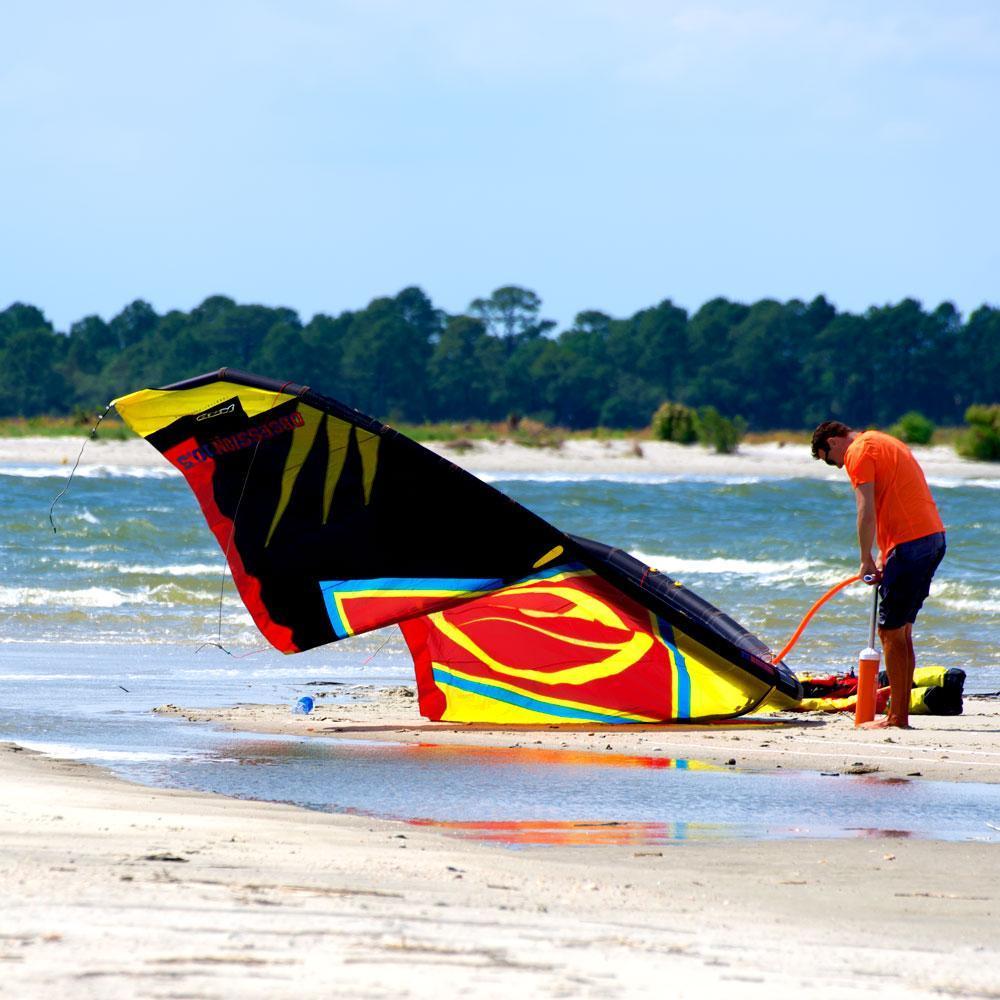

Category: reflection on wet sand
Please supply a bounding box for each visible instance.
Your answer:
[213,737,719,771]
[406,817,715,845]
[142,734,1000,848]
[402,742,719,770]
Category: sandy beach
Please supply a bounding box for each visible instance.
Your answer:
[4,433,998,483]
[4,706,1000,999]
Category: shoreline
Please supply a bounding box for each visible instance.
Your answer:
[6,432,998,994]
[3,739,999,998]
[1,434,997,482]
[157,686,1000,785]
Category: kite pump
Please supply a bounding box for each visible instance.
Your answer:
[770,572,882,723]
[855,585,881,726]
[771,574,863,663]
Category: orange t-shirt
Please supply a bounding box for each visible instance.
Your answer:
[843,430,944,557]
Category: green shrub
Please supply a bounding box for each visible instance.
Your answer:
[651,401,699,443]
[956,404,1000,461]
[510,417,565,449]
[890,410,935,445]
[696,406,747,454]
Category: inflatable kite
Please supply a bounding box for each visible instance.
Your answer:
[113,369,802,724]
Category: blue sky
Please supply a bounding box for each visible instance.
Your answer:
[3,0,998,332]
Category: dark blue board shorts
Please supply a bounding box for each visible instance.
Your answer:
[879,532,946,630]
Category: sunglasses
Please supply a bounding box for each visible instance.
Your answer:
[818,445,836,467]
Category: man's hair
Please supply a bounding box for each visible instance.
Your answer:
[811,420,852,459]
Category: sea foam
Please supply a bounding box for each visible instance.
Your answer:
[480,472,766,486]
[0,463,177,480]
[627,551,838,585]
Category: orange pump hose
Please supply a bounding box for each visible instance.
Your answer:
[771,574,862,664]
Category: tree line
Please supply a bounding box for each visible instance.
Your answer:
[0,286,996,430]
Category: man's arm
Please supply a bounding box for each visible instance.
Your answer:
[854,481,879,581]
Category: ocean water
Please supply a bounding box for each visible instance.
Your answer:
[2,456,998,843]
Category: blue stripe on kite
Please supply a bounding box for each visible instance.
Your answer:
[318,562,592,642]
[318,563,589,638]
[318,563,586,597]
[319,576,501,638]
[320,588,350,639]
[431,666,637,725]
[319,576,502,595]
[657,617,691,720]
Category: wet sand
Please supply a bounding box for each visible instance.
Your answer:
[0,728,1000,998]
[4,735,1000,1000]
[157,687,1000,785]
[6,694,1000,996]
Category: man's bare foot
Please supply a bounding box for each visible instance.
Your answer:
[858,717,912,730]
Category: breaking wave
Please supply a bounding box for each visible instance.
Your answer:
[481,472,766,486]
[0,464,177,480]
[628,551,840,587]
[0,585,245,609]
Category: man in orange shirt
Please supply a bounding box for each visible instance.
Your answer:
[811,421,946,728]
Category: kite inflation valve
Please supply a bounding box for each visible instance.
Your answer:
[855,584,881,726]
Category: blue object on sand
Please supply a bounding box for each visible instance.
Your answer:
[293,696,314,715]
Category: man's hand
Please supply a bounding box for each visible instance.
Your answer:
[860,556,881,583]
